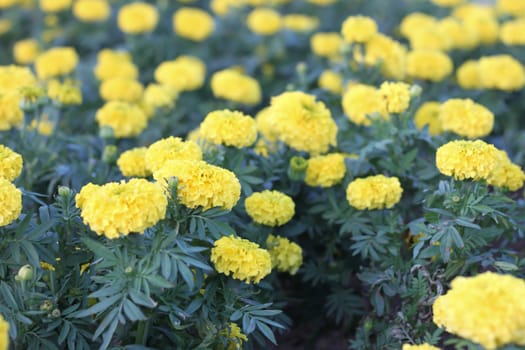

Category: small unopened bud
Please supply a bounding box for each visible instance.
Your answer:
[51,309,61,318]
[296,62,307,76]
[410,84,422,98]
[124,266,133,274]
[102,145,117,164]
[99,126,114,140]
[57,186,71,197]
[15,264,33,281]
[40,300,53,312]
[288,156,308,181]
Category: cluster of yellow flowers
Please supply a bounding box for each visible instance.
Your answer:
[266,235,303,275]
[457,55,525,91]
[346,175,403,210]
[210,68,261,106]
[75,179,167,239]
[0,145,23,227]
[433,272,525,350]
[244,190,295,227]
[211,235,272,284]
[153,160,241,211]
[436,140,525,190]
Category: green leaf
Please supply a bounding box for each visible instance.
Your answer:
[256,321,277,345]
[81,237,117,263]
[74,293,121,318]
[128,289,157,308]
[122,299,147,321]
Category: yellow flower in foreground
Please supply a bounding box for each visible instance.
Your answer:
[0,314,9,350]
[266,235,302,275]
[246,7,282,36]
[379,81,411,114]
[439,99,493,139]
[211,68,261,106]
[117,147,151,178]
[498,0,525,17]
[0,145,23,181]
[305,153,346,188]
[0,93,23,131]
[199,110,257,148]
[173,7,214,41]
[153,160,240,211]
[341,15,377,43]
[154,56,206,92]
[13,39,39,65]
[433,272,525,350]
[211,235,272,284]
[435,140,499,181]
[245,190,295,227]
[346,175,403,210]
[95,101,148,138]
[402,344,440,350]
[73,0,110,22]
[342,84,387,126]
[75,179,167,239]
[118,2,158,34]
[145,136,202,173]
[318,70,343,94]
[414,102,443,136]
[35,47,78,80]
[0,178,22,227]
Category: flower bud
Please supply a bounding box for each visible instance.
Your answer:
[15,264,33,281]
[288,156,308,181]
[102,145,117,164]
[57,186,71,197]
[99,125,114,140]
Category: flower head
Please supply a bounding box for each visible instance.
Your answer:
[0,178,22,227]
[346,175,403,210]
[266,235,302,274]
[341,15,377,43]
[199,110,257,148]
[173,7,214,41]
[439,99,493,138]
[0,145,23,181]
[154,56,206,92]
[117,147,151,178]
[145,137,202,173]
[245,190,295,227]
[305,153,346,187]
[95,101,148,138]
[118,2,158,34]
[211,69,261,106]
[35,47,78,80]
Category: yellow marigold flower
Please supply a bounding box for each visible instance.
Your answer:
[100,78,143,102]
[0,178,22,227]
[255,107,278,142]
[143,84,177,110]
[498,0,525,17]
[210,68,262,106]
[117,147,151,178]
[266,235,302,275]
[220,323,248,350]
[0,145,23,181]
[246,8,282,36]
[173,7,214,41]
[35,47,78,80]
[346,175,402,210]
[94,49,138,81]
[501,19,525,46]
[456,60,481,90]
[439,99,493,139]
[270,91,338,155]
[463,12,499,45]
[199,110,257,148]
[400,13,437,39]
[431,0,464,6]
[402,344,440,350]
[13,39,39,65]
[414,101,443,136]
[245,190,295,227]
[118,2,158,35]
[453,3,495,20]
[0,313,9,350]
[39,0,71,12]
[47,79,82,105]
[437,17,478,50]
[478,55,525,91]
[145,136,202,173]
[318,70,343,95]
[40,261,55,271]
[409,28,451,52]
[154,160,240,211]
[435,140,499,181]
[342,84,388,126]
[433,272,525,350]
[76,179,167,239]
[154,56,206,92]
[341,15,377,44]
[0,92,23,131]
[0,66,36,94]
[73,0,110,22]
[95,101,148,138]
[211,235,272,284]
[487,150,525,191]
[379,81,411,114]
[283,14,319,32]
[29,114,54,136]
[305,153,346,188]
[406,50,453,82]
[310,32,342,59]
[361,33,407,80]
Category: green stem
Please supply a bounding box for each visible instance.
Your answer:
[135,319,149,345]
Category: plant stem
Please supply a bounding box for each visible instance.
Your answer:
[135,319,149,345]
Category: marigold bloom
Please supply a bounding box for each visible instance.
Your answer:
[266,235,302,275]
[478,55,525,91]
[117,147,151,178]
[145,136,202,173]
[13,39,39,65]
[153,160,240,211]
[29,114,54,136]
[318,70,343,94]
[402,344,440,350]
[0,66,37,94]
[76,179,167,239]
[310,32,342,59]
[118,2,158,34]
[414,102,443,136]
[154,56,206,92]
[305,153,346,187]
[341,15,377,43]
[463,12,499,45]
[283,14,319,32]
[100,78,143,102]
[173,7,214,41]
[400,13,437,39]
[0,178,22,227]
[0,93,23,130]
[409,28,451,52]
[498,0,525,16]
[199,110,257,148]
[39,0,71,12]
[211,235,272,284]
[211,68,261,106]
[0,145,23,181]
[0,314,9,350]
[143,84,177,110]
[437,17,478,50]
[487,150,525,191]
[500,19,525,45]
[246,8,282,36]
[270,91,338,155]
[379,81,411,114]
[342,84,387,126]
[346,175,403,210]
[435,140,499,181]
[220,323,248,350]
[255,107,279,143]
[406,50,453,82]
[73,0,110,22]
[439,99,493,139]
[361,33,407,80]
[245,190,295,227]
[94,49,138,81]
[47,79,82,105]
[95,101,148,138]
[433,272,525,350]
[456,60,481,90]
[35,47,78,80]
